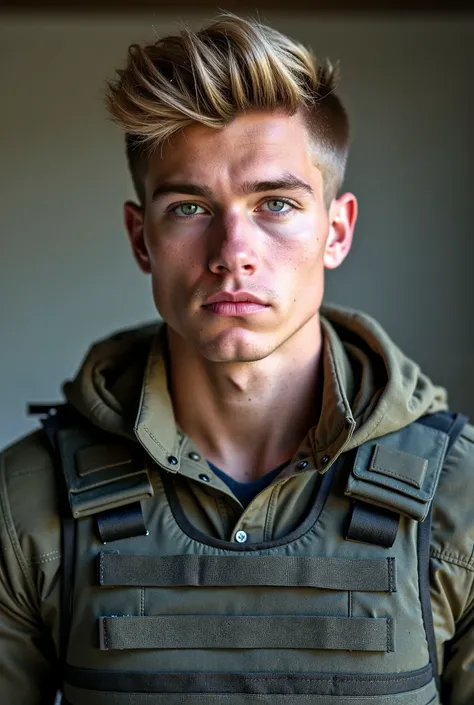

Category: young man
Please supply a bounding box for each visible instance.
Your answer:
[0,13,473,705]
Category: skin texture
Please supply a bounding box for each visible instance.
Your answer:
[124,110,357,480]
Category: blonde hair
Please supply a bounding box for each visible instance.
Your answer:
[106,13,350,207]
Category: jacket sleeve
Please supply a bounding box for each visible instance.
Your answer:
[0,434,61,705]
[430,423,474,705]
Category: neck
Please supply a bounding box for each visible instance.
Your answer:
[167,317,324,482]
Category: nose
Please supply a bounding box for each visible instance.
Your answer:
[208,213,258,277]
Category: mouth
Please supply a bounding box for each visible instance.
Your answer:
[202,291,270,317]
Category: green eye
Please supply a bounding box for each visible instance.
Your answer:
[267,200,286,212]
[261,199,294,215]
[173,203,205,216]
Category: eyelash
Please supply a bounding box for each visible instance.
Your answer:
[166,198,298,219]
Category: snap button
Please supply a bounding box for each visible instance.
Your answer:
[189,452,201,461]
[199,474,210,482]
[235,530,248,543]
[296,460,308,470]
[167,455,178,465]
[321,455,330,466]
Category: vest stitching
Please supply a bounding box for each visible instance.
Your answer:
[263,484,280,542]
[143,425,170,455]
[103,620,108,649]
[27,552,61,565]
[348,590,353,617]
[387,618,394,652]
[140,588,145,616]
[430,549,474,570]
[388,557,396,592]
[0,455,35,590]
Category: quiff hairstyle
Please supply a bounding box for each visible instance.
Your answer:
[106,13,350,208]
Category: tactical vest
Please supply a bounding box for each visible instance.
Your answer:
[37,406,467,705]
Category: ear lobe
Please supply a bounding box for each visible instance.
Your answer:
[124,201,151,274]
[323,193,358,270]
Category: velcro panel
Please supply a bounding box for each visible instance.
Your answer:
[345,422,448,521]
[99,615,394,652]
[76,444,134,476]
[370,445,427,489]
[99,553,396,592]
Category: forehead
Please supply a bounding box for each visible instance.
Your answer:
[145,111,321,191]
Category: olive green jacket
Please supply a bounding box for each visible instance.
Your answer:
[1,304,473,704]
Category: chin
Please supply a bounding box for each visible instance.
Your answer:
[195,327,276,363]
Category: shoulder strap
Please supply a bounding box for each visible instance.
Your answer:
[417,411,468,453]
[416,412,468,694]
[343,411,468,696]
[345,411,468,548]
[34,404,78,683]
[30,402,155,679]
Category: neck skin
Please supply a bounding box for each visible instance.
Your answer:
[167,316,323,482]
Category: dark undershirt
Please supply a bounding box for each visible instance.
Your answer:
[207,460,290,508]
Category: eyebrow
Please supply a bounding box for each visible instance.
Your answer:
[151,173,314,202]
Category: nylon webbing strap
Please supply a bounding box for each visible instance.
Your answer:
[99,615,394,652]
[64,662,433,697]
[98,553,396,592]
[96,502,148,543]
[346,504,400,548]
[63,681,437,705]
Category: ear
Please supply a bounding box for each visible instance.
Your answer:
[124,201,151,274]
[323,192,358,270]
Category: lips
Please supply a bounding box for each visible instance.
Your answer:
[203,291,267,307]
[202,291,270,317]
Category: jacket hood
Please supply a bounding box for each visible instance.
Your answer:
[63,304,448,451]
[319,304,448,452]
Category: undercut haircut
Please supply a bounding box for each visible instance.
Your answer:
[105,13,350,208]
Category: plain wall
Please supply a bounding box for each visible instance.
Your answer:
[1,11,473,448]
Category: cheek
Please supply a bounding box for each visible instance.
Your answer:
[148,239,201,308]
[272,230,326,280]
[271,232,326,309]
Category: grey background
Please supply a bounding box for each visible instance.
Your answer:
[1,12,473,448]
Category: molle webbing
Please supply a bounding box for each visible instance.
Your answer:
[99,615,394,653]
[99,553,396,592]
[63,680,438,705]
[64,663,434,699]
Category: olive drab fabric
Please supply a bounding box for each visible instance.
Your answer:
[53,407,462,705]
[1,304,474,705]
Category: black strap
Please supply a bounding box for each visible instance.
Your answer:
[97,502,148,543]
[346,503,399,548]
[37,405,78,681]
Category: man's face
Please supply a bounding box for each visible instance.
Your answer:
[125,110,356,362]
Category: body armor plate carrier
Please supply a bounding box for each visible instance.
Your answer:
[37,406,467,705]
